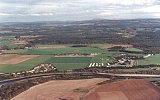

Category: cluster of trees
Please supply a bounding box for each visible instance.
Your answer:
[1,19,160,53]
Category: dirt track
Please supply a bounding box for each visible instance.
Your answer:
[84,79,160,100]
[12,78,107,100]
[0,54,38,64]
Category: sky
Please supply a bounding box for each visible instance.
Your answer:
[0,0,160,22]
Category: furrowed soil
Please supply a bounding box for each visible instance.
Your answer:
[12,78,108,100]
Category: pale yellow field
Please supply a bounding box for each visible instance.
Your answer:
[0,54,38,64]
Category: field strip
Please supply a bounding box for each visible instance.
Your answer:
[0,55,39,64]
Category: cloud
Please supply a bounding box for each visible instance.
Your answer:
[0,0,160,22]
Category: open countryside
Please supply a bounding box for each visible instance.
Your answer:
[1,19,160,100]
[1,42,160,73]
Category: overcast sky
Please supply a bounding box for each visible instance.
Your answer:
[0,0,160,22]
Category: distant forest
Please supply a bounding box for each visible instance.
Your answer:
[0,19,160,53]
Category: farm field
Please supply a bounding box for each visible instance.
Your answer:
[0,55,52,73]
[36,44,68,49]
[46,57,92,63]
[90,44,113,49]
[12,78,107,100]
[125,47,143,52]
[0,54,38,64]
[23,47,106,55]
[2,44,160,73]
[45,57,92,71]
[91,43,133,49]
[84,79,160,100]
[0,37,18,49]
[138,54,160,65]
[53,63,88,71]
[0,53,116,73]
[4,46,107,55]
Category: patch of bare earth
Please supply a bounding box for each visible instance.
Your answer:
[112,44,133,48]
[11,78,107,100]
[14,40,28,45]
[99,44,133,49]
[37,45,66,49]
[0,54,38,64]
[84,79,160,100]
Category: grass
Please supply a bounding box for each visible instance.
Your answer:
[138,54,160,65]
[45,57,92,63]
[0,56,90,73]
[4,44,118,55]
[90,43,112,49]
[53,63,88,71]
[22,47,106,55]
[0,55,52,73]
[4,49,27,54]
[0,36,18,49]
[3,43,116,55]
[45,57,92,71]
[125,47,143,52]
[0,44,123,73]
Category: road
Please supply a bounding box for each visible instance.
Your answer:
[1,72,160,86]
[97,73,160,78]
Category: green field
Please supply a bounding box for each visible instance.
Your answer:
[45,57,92,71]
[4,46,106,55]
[23,47,106,55]
[0,56,92,73]
[53,63,88,71]
[125,47,143,52]
[45,57,92,63]
[138,54,160,65]
[0,55,52,73]
[1,45,122,73]
[0,37,18,49]
[90,44,112,49]
[2,44,157,73]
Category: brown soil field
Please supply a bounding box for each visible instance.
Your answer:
[11,78,108,100]
[0,54,38,64]
[97,44,133,49]
[84,79,160,100]
[112,44,133,48]
[14,40,28,45]
[37,45,66,49]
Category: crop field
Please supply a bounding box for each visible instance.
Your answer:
[0,37,18,49]
[2,44,158,73]
[91,43,133,49]
[0,55,52,73]
[0,46,123,73]
[53,63,88,71]
[12,78,107,100]
[4,46,105,55]
[0,54,38,64]
[45,57,92,71]
[125,47,143,52]
[46,57,92,63]
[36,44,67,49]
[84,79,160,100]
[138,54,160,65]
[20,47,106,55]
[90,44,113,49]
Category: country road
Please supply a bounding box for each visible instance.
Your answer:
[97,73,160,77]
[1,72,160,86]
